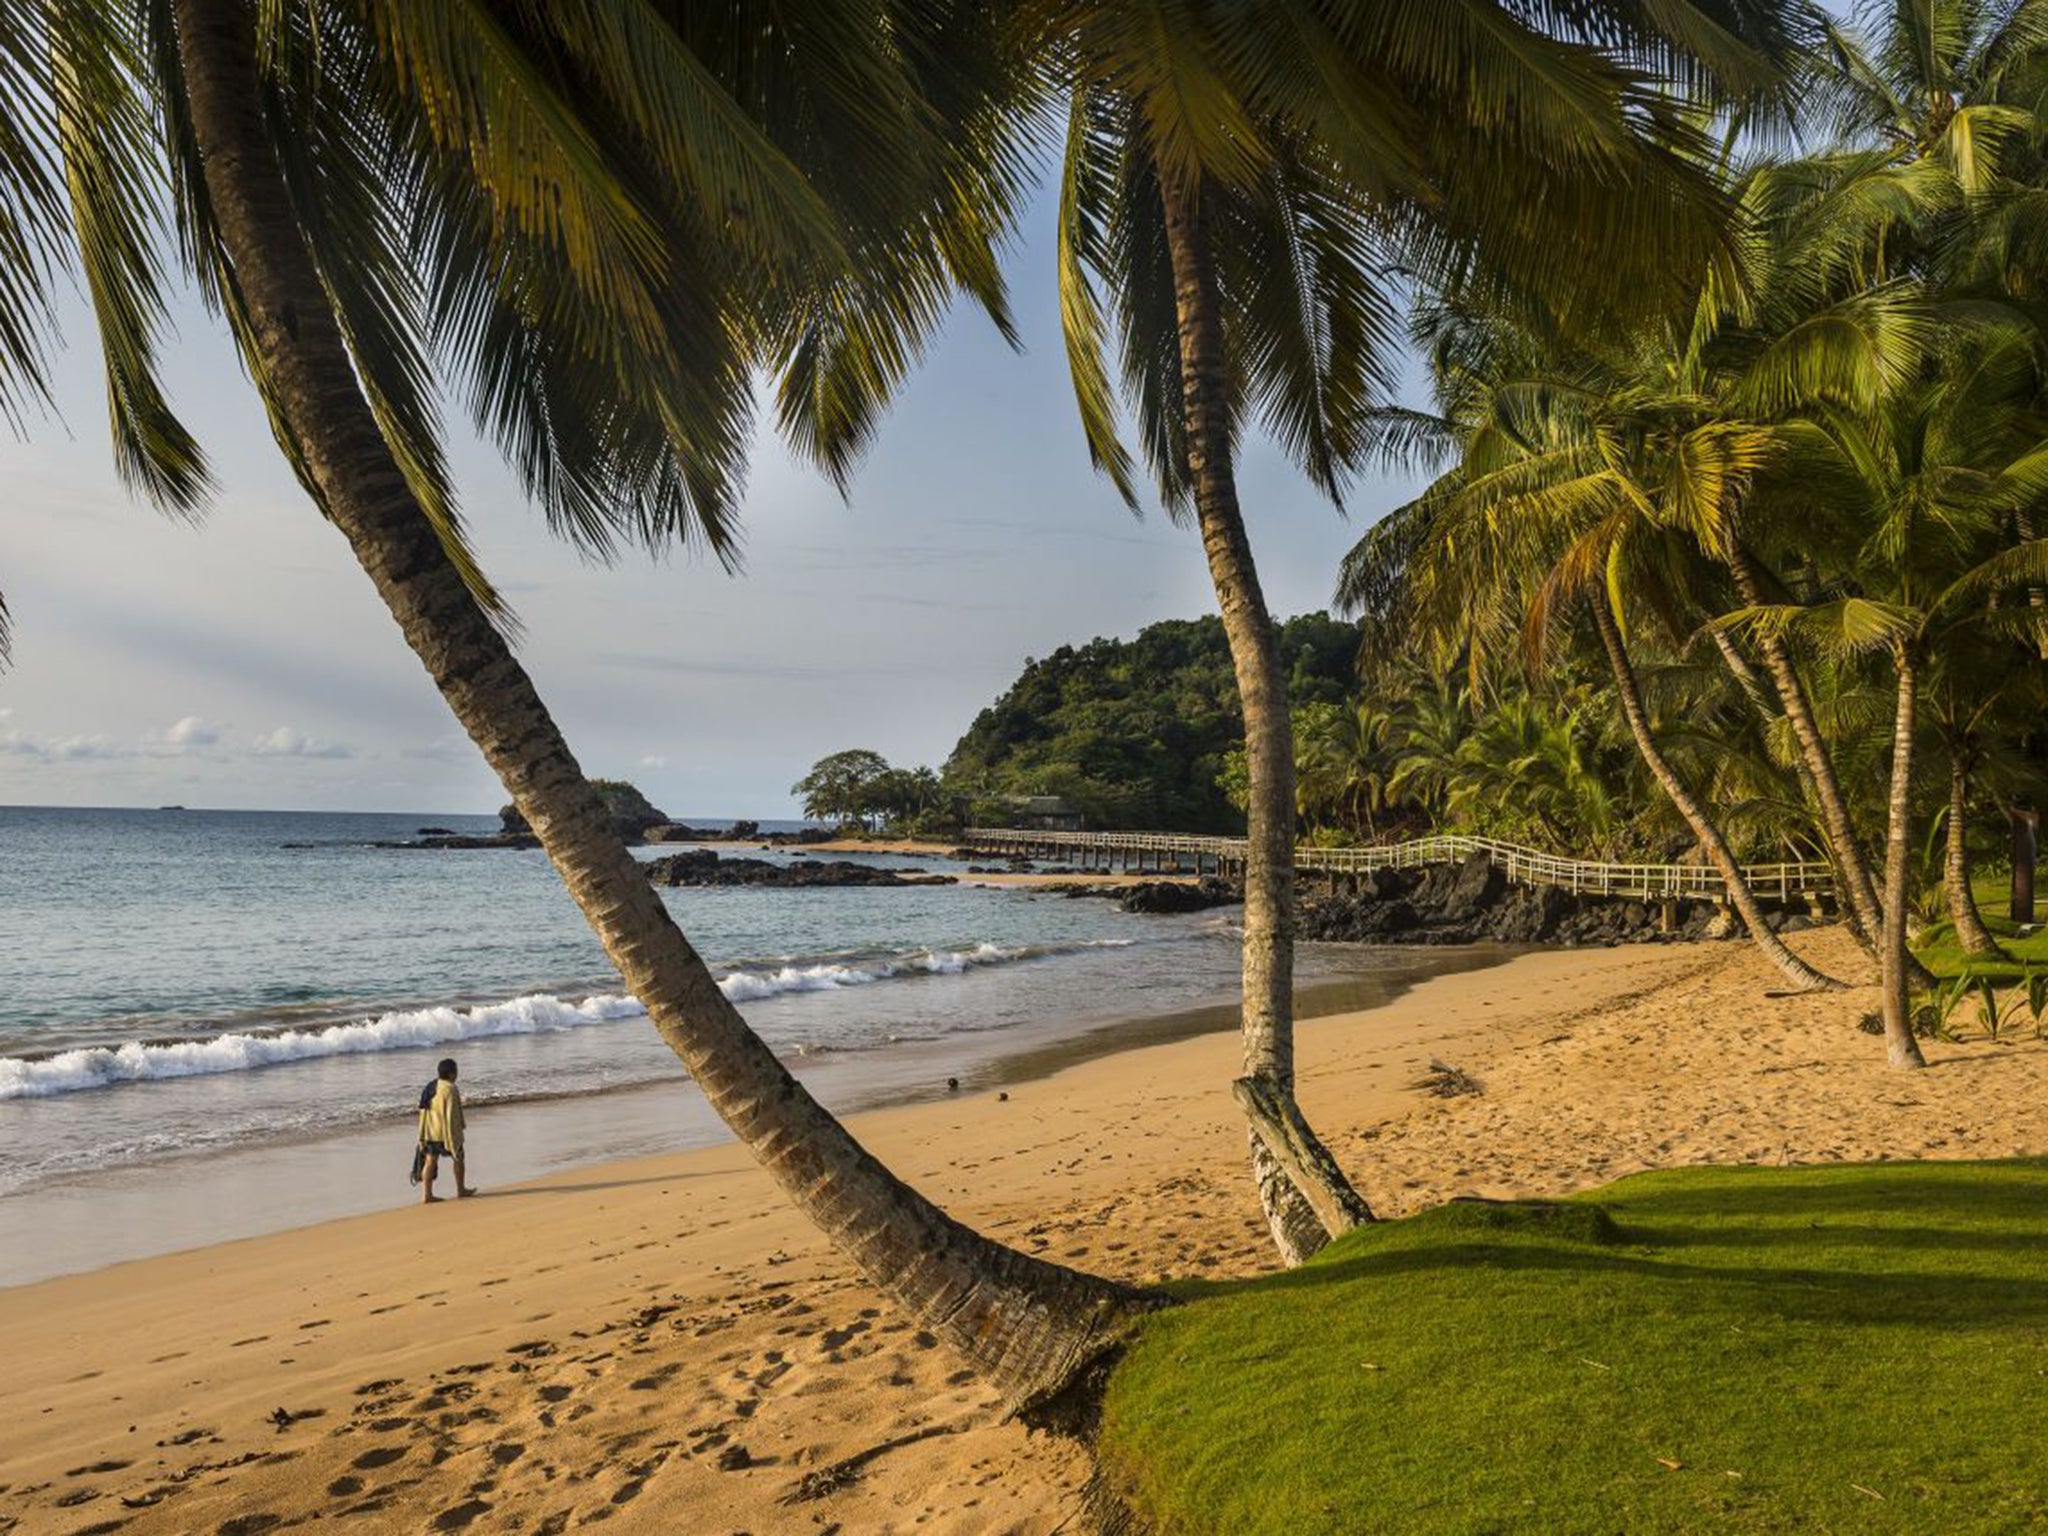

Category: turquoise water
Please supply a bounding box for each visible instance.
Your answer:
[0,807,1407,1225]
[0,806,1462,1284]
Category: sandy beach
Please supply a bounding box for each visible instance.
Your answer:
[6,926,2045,1535]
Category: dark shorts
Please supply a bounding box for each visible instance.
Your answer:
[419,1141,454,1159]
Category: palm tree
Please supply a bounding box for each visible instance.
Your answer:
[8,0,1146,1416]
[1440,687,1619,849]
[1296,699,1395,838]
[1039,0,1811,1264]
[1738,334,2048,1064]
[1922,625,2044,958]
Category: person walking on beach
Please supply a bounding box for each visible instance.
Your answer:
[415,1057,474,1204]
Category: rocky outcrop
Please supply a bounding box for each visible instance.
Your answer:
[643,821,839,845]
[643,849,955,889]
[377,832,539,850]
[1117,878,1242,915]
[1296,851,1788,947]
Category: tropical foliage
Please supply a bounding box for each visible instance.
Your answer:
[792,750,943,832]
[1332,0,2048,1054]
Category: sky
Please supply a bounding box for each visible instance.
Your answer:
[0,183,1428,818]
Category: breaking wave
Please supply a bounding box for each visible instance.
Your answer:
[0,939,1133,1098]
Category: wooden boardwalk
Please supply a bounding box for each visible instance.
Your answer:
[962,828,1833,904]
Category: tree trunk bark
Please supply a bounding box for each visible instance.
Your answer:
[1156,165,1368,1262]
[1878,648,1928,1067]
[1726,547,1887,950]
[1589,600,1838,992]
[173,0,1149,1417]
[1944,751,2005,958]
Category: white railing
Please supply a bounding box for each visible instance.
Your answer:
[962,827,1832,901]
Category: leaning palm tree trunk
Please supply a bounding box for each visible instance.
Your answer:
[1589,601,1838,992]
[173,0,1147,1416]
[1944,754,2005,959]
[1156,167,1369,1264]
[1877,649,1929,1067]
[1727,548,1887,950]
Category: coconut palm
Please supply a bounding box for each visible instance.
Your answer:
[1735,329,2048,1065]
[1038,0,1812,1263]
[1923,628,2043,959]
[1296,699,1396,837]
[6,0,1146,1415]
[1446,688,1620,848]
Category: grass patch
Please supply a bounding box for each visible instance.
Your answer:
[1913,872,2048,983]
[1097,1161,2048,1533]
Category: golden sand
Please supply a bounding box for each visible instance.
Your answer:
[4,928,2041,1534]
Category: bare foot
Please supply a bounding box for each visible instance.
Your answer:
[457,1187,479,1199]
[422,1194,443,1204]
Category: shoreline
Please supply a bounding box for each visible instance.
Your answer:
[9,928,2045,1534]
[0,942,1515,1290]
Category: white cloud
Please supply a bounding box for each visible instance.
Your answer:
[252,725,355,760]
[0,729,123,760]
[164,715,222,748]
[638,754,668,769]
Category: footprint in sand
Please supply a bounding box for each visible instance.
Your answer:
[326,1476,364,1497]
[352,1446,409,1471]
[431,1498,492,1530]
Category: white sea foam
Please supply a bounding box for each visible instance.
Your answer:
[0,938,1136,1098]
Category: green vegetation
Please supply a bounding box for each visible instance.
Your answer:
[789,750,941,833]
[1915,874,2048,983]
[941,614,1357,832]
[1100,1161,2048,1534]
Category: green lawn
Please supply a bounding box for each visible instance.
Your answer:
[1913,872,2048,982]
[1097,1162,2048,1534]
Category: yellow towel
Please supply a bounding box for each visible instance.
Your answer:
[419,1080,465,1155]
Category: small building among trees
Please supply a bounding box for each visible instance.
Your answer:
[995,794,1084,832]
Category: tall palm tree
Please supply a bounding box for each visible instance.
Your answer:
[1923,629,2039,960]
[1038,0,1812,1263]
[1737,336,2048,1065]
[7,0,1145,1416]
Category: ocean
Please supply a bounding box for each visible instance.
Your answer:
[0,806,1481,1285]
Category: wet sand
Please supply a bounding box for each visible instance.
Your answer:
[5,928,2044,1534]
[0,946,1507,1289]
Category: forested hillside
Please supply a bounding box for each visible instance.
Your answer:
[943,614,1358,831]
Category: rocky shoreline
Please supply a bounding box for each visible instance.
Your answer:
[642,848,956,889]
[1295,852,1815,947]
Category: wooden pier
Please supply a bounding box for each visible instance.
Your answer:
[962,828,1833,904]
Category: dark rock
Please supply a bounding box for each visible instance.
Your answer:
[1299,858,1749,950]
[372,833,539,850]
[643,850,954,889]
[416,826,457,837]
[1117,878,1240,915]
[1483,884,1574,943]
[1447,852,1506,914]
